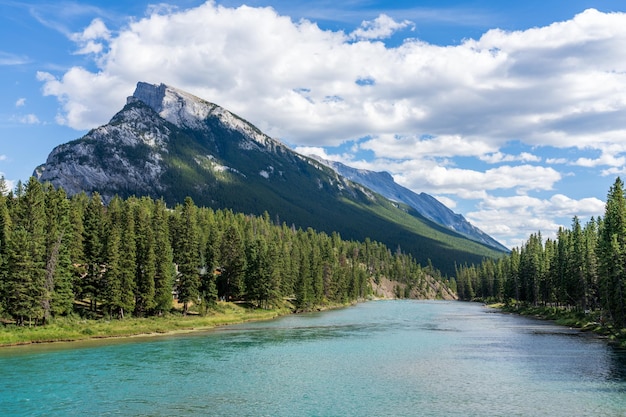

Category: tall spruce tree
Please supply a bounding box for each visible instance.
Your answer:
[82,193,106,311]
[218,223,246,301]
[133,198,156,316]
[5,178,47,324]
[44,186,74,317]
[0,178,12,316]
[152,199,175,315]
[117,200,137,318]
[599,177,626,326]
[175,197,200,314]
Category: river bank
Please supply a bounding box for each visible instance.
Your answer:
[0,303,290,347]
[492,302,626,348]
[0,298,365,347]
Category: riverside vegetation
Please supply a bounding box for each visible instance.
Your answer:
[0,177,452,345]
[456,177,626,347]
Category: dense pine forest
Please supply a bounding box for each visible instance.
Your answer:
[0,177,449,326]
[456,177,626,329]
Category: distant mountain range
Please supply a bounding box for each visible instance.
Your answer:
[35,82,506,275]
[311,158,508,252]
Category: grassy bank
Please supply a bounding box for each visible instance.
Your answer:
[495,302,626,348]
[0,303,290,347]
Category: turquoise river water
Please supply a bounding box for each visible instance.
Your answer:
[1,300,625,416]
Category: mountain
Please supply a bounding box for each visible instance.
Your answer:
[311,158,509,252]
[35,82,506,275]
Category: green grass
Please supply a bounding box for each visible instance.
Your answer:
[0,303,290,347]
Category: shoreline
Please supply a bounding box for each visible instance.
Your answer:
[487,302,626,349]
[0,303,290,348]
[0,299,363,349]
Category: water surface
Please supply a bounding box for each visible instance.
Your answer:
[1,300,625,416]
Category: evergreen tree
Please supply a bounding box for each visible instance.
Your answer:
[152,199,175,315]
[599,178,626,326]
[9,178,47,324]
[0,178,12,316]
[103,221,123,318]
[44,186,74,317]
[175,197,200,314]
[218,223,246,301]
[133,198,156,316]
[5,228,42,324]
[81,193,106,311]
[117,200,137,318]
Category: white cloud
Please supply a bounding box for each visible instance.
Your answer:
[467,193,605,248]
[0,51,29,66]
[15,98,26,107]
[13,114,41,124]
[35,4,626,248]
[70,18,111,55]
[574,151,626,168]
[479,151,541,164]
[350,14,414,40]
[38,6,626,152]
[384,161,561,197]
[294,146,341,162]
[360,134,496,159]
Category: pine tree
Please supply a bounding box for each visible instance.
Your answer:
[103,221,123,318]
[175,197,200,314]
[599,178,626,326]
[82,193,106,311]
[5,228,42,324]
[0,179,12,316]
[152,199,175,315]
[117,200,137,318]
[11,178,47,324]
[133,198,156,316]
[218,223,246,301]
[583,218,599,310]
[44,186,74,317]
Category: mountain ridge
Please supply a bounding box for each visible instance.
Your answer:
[310,157,508,252]
[35,81,506,275]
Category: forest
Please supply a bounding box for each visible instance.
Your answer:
[0,177,448,326]
[456,177,626,329]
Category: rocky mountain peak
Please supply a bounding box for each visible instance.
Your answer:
[130,81,167,113]
[128,82,215,130]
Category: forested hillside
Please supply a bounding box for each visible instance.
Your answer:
[0,177,451,326]
[456,177,626,329]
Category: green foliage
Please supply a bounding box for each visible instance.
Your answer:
[459,177,626,332]
[0,178,455,325]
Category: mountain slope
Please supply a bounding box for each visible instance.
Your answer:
[312,158,508,252]
[36,82,506,275]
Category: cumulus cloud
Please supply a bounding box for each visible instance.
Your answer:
[15,98,26,107]
[467,193,605,248]
[36,3,625,246]
[294,146,343,162]
[350,14,414,40]
[38,5,626,150]
[70,18,111,55]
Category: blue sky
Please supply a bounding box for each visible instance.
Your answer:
[2,0,625,248]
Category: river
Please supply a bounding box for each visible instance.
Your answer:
[1,300,625,416]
